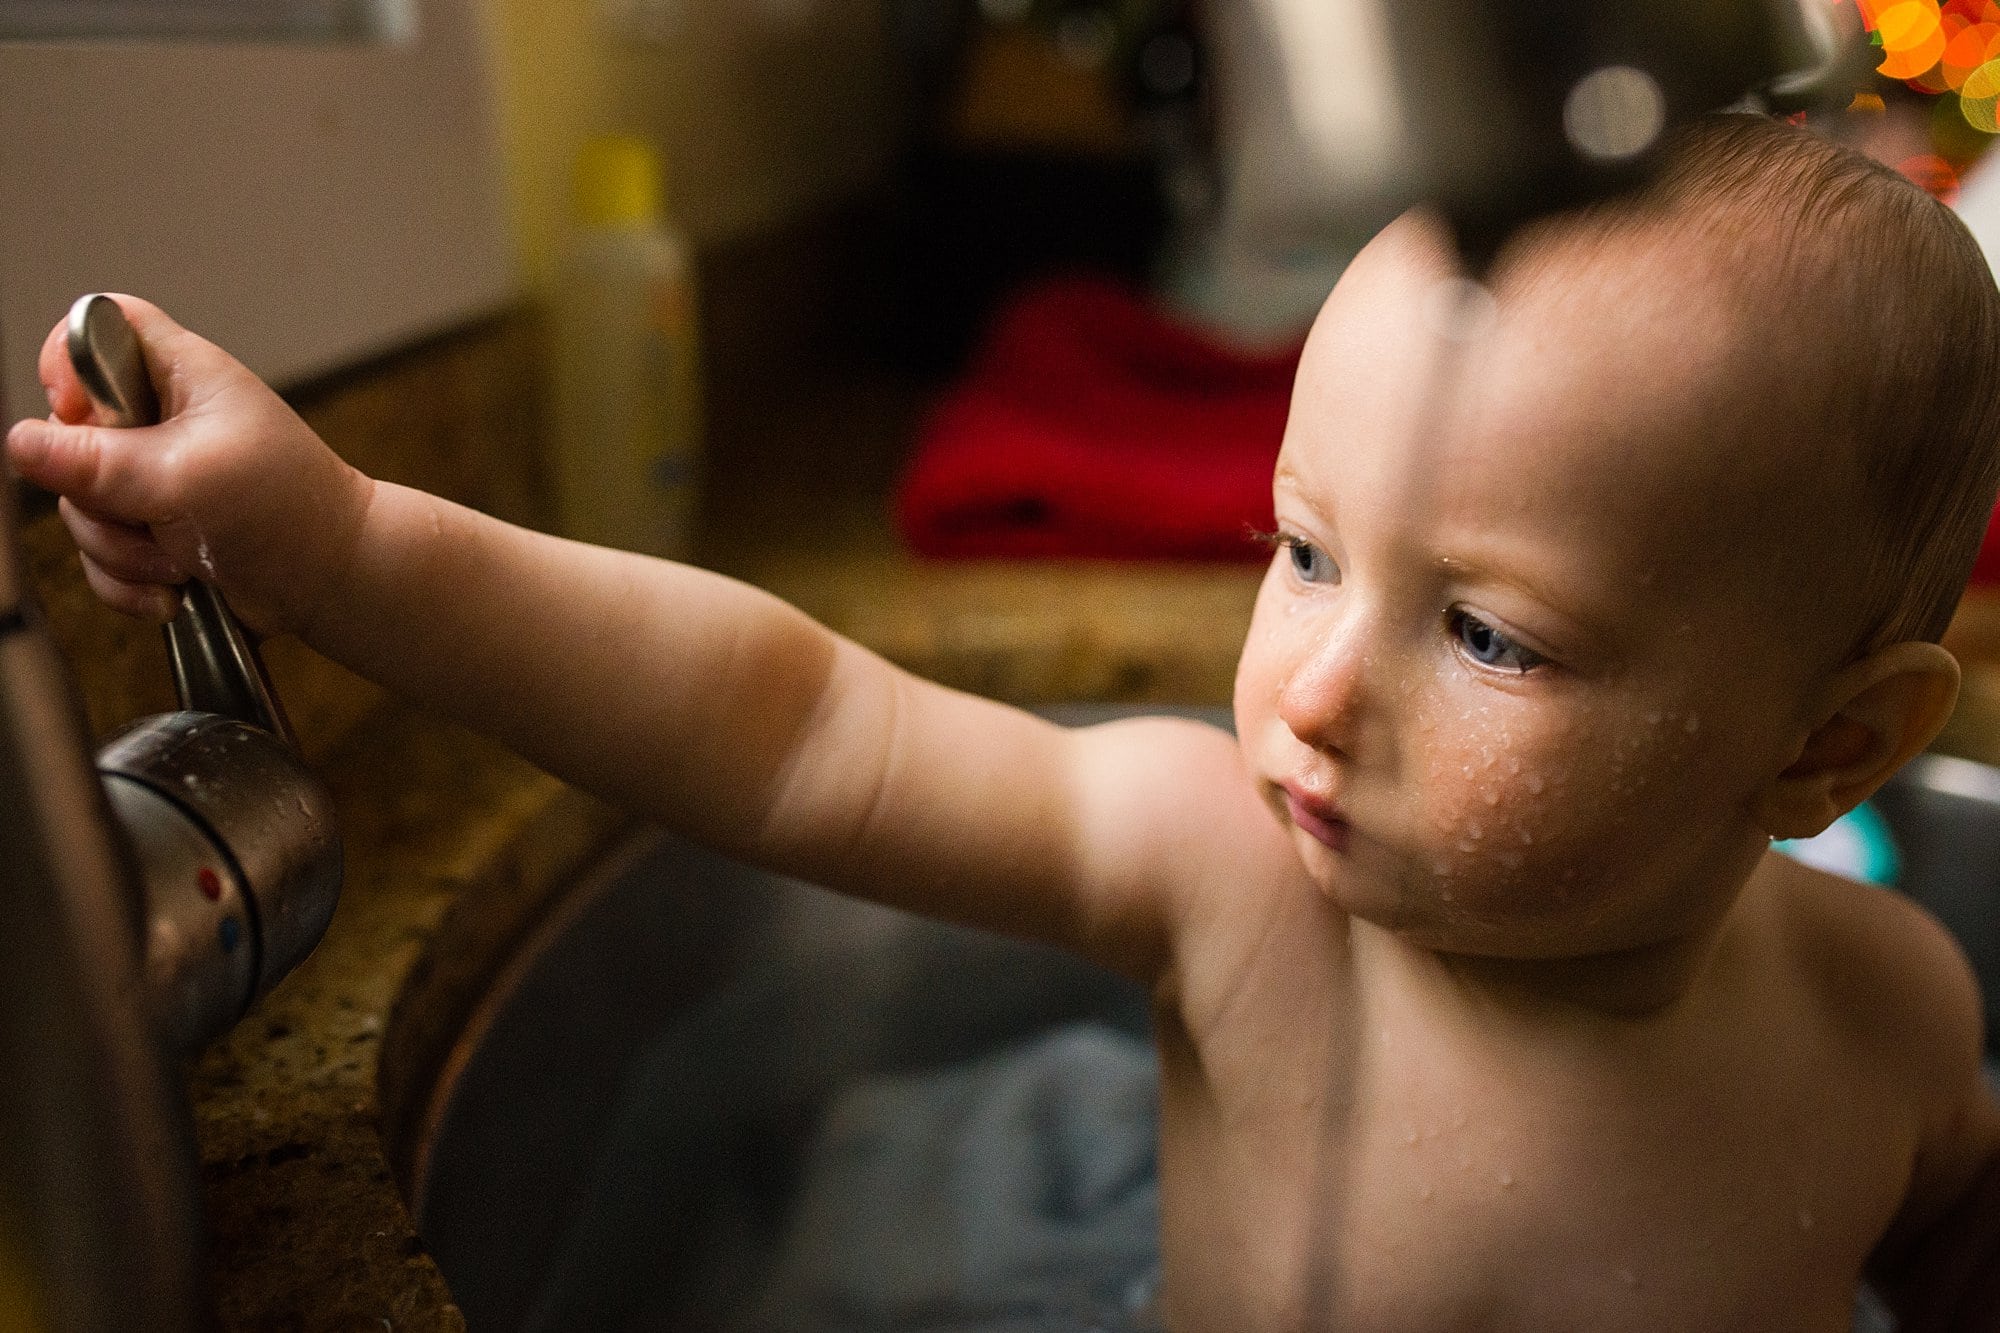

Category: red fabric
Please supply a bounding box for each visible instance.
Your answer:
[1975,502,2000,586]
[895,277,1301,560]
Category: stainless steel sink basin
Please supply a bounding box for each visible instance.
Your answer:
[388,715,2000,1330]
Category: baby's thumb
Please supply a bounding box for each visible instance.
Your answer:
[6,414,170,524]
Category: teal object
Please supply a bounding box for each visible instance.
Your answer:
[1773,801,1901,887]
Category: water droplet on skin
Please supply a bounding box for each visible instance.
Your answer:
[1481,789,1499,807]
[1505,756,1521,775]
[1498,1171,1515,1188]
[1518,829,1534,846]
[1404,1128,1419,1146]
[1525,774,1545,795]
[1467,820,1483,839]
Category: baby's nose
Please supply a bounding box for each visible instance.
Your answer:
[1276,617,1377,756]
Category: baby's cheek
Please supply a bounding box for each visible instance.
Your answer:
[1411,705,1698,921]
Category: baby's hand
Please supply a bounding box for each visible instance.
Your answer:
[4,295,372,636]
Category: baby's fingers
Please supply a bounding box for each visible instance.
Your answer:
[6,415,172,525]
[59,499,187,588]
[76,551,179,624]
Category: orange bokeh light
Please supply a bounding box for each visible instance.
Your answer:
[1942,0,2000,23]
[1943,19,2000,85]
[1878,1,1949,78]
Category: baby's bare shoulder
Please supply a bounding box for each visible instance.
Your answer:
[1067,712,1312,982]
[1752,851,1981,1074]
[1070,713,1288,881]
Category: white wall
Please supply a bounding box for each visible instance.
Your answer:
[0,0,513,420]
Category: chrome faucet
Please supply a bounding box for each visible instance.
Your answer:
[69,294,343,1056]
[0,295,345,1329]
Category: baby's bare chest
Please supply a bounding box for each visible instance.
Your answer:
[1148,992,1917,1331]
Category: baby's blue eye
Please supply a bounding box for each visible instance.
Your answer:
[1451,610,1544,673]
[1282,536,1338,585]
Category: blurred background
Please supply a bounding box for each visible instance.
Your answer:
[2,1,2000,697]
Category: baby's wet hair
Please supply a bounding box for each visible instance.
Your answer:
[1512,113,2000,653]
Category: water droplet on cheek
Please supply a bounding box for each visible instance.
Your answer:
[1525,774,1545,795]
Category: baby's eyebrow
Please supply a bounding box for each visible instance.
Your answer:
[1271,463,1328,515]
[1436,555,1617,653]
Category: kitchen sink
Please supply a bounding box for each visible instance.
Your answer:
[388,714,2000,1330]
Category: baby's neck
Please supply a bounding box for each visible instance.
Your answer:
[1366,911,1740,1028]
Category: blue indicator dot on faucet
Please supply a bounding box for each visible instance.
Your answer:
[218,916,241,953]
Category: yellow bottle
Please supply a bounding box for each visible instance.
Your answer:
[548,133,703,559]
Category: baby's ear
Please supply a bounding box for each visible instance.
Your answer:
[1753,641,1960,840]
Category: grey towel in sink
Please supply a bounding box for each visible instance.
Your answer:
[731,1022,1162,1333]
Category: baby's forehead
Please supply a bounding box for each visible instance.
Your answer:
[1292,212,1870,615]
[1345,212,1860,482]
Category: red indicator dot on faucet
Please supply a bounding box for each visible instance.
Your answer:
[197,867,223,901]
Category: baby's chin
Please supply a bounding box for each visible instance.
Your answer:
[1315,854,1641,961]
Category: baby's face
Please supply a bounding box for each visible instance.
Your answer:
[1234,214,1868,960]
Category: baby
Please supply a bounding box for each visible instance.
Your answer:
[12,113,2000,1329]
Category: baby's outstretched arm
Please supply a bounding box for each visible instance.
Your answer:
[7,298,1245,981]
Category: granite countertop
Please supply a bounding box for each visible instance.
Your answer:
[22,303,2000,1329]
[13,307,1272,1328]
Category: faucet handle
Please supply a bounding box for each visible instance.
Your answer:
[66,292,160,429]
[65,294,296,748]
[164,581,294,746]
